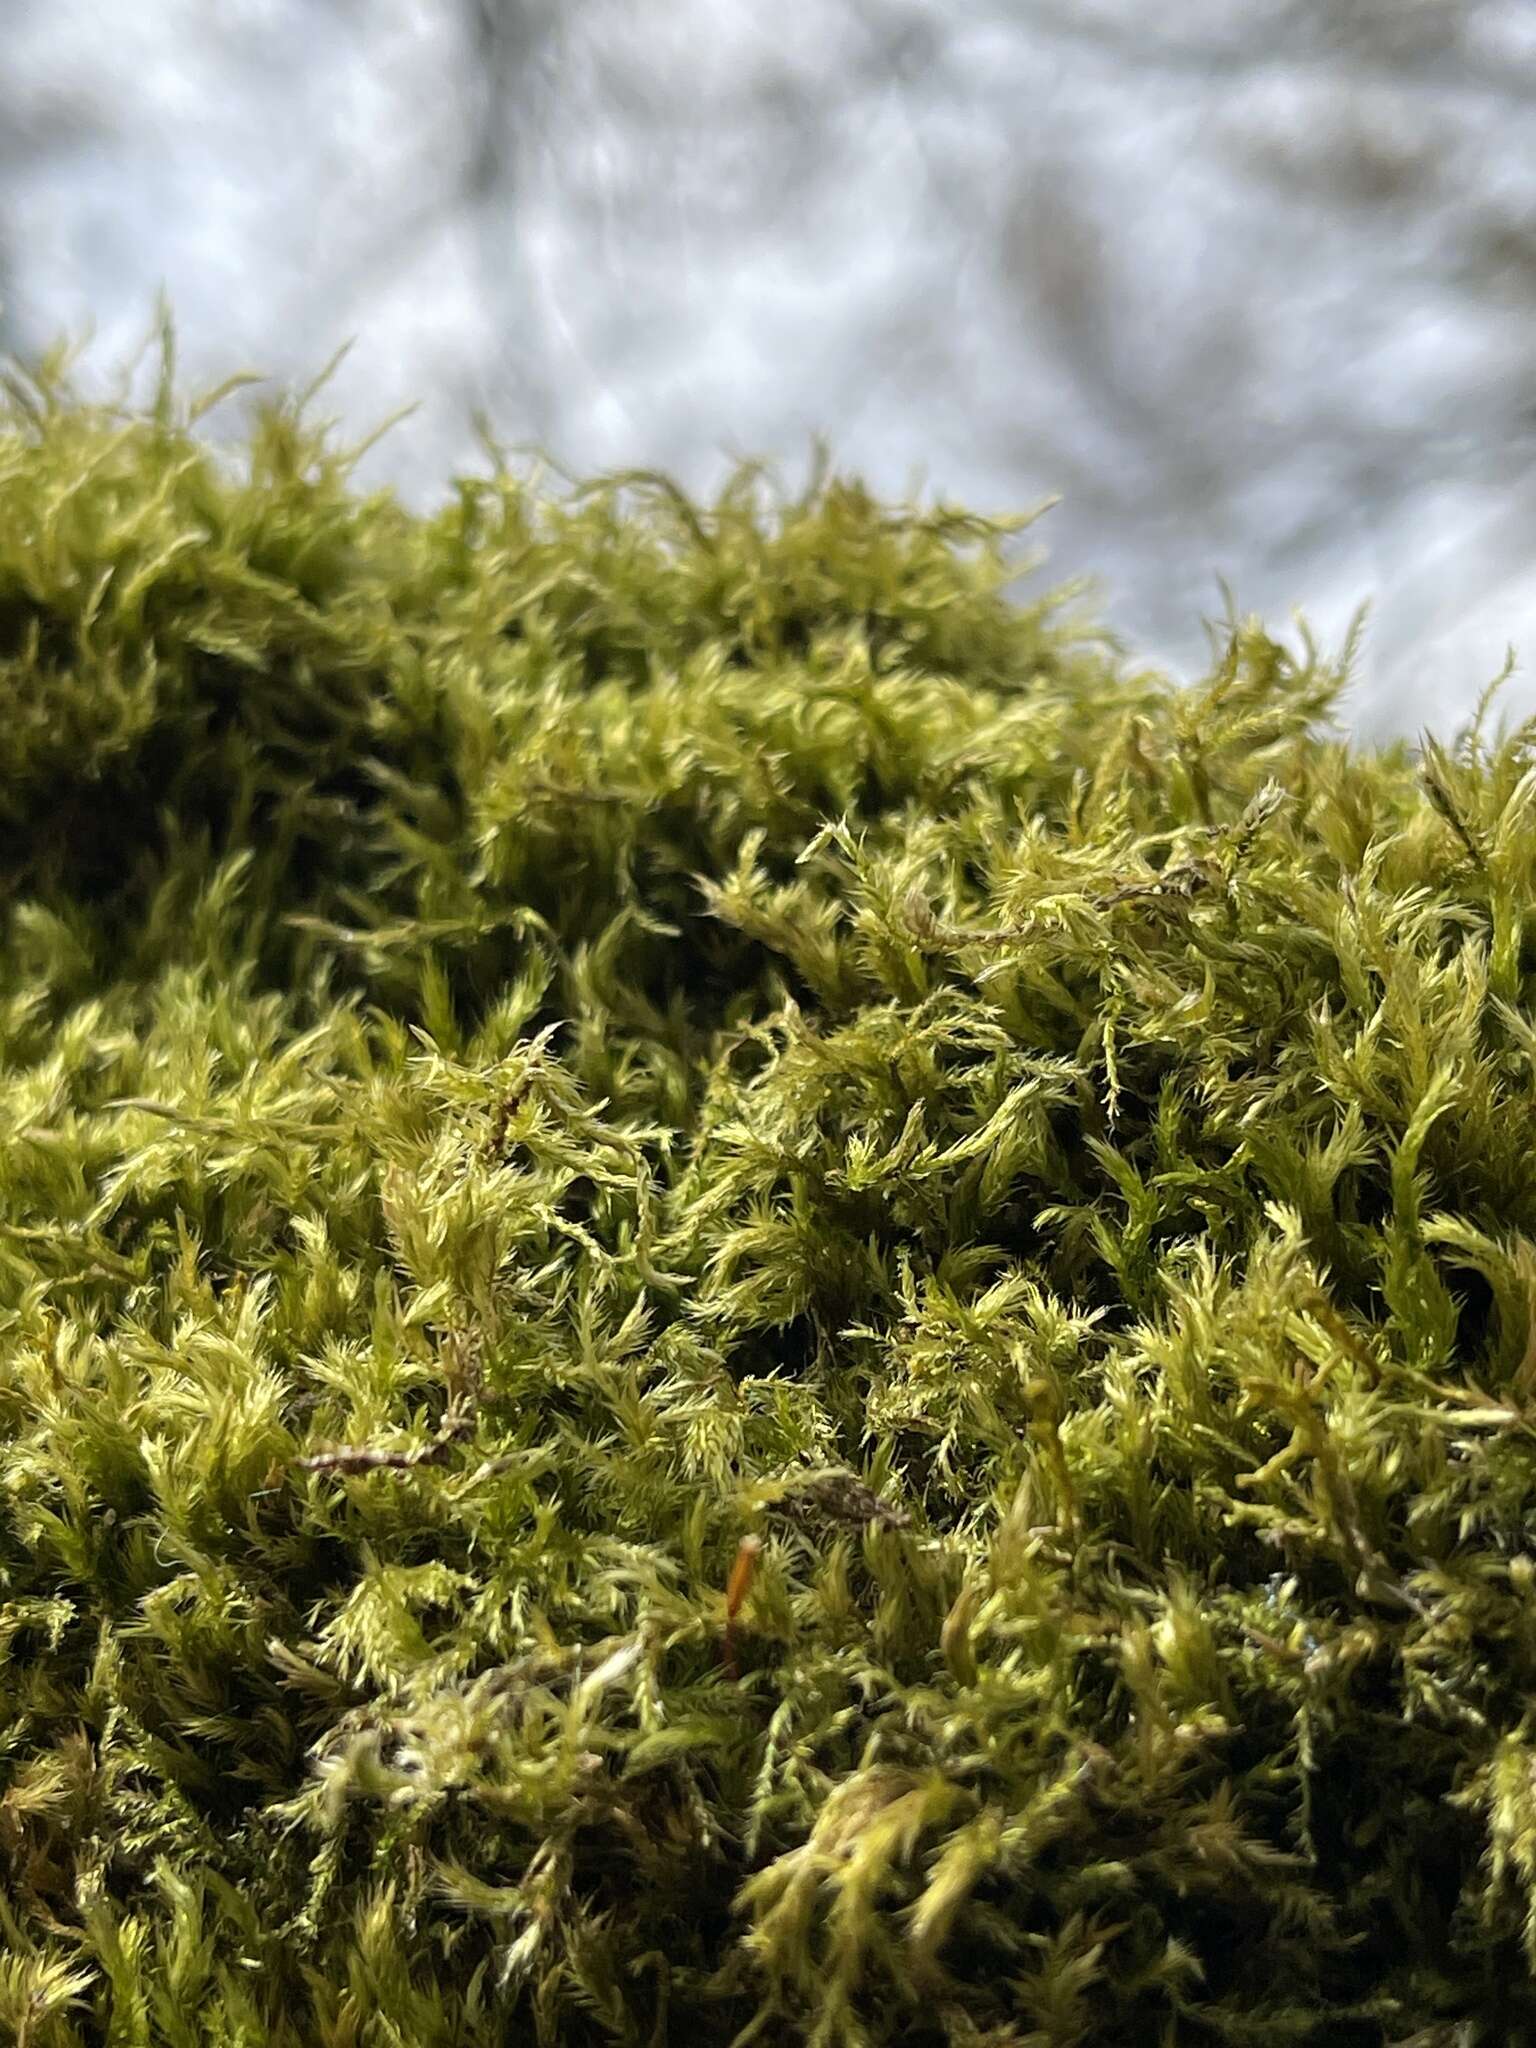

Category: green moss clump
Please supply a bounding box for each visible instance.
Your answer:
[5,337,1536,2047]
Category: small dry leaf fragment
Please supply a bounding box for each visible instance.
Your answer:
[771,1468,911,1531]
[296,1406,474,1474]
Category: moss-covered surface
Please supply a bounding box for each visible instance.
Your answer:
[5,344,1536,2046]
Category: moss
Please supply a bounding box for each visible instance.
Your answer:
[4,333,1536,2045]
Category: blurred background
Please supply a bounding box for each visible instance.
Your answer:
[5,0,1535,734]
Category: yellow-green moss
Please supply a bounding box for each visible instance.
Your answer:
[3,336,1536,2046]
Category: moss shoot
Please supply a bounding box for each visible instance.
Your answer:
[4,338,1536,2046]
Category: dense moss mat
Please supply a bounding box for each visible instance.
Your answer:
[5,350,1536,2047]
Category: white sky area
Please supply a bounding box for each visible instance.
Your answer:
[6,0,1536,735]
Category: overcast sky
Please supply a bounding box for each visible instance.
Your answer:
[6,0,1536,735]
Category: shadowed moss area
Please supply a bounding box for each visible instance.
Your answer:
[5,340,1536,2048]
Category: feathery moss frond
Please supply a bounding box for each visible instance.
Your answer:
[4,340,1536,2044]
